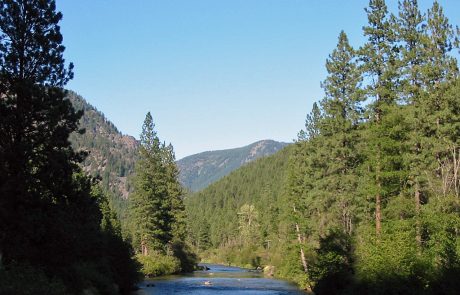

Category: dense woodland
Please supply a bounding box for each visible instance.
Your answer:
[185,146,291,263]
[186,1,460,294]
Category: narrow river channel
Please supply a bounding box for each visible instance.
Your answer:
[137,264,306,294]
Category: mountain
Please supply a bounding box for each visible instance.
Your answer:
[185,144,292,255]
[67,91,288,207]
[67,91,138,215]
[177,140,289,192]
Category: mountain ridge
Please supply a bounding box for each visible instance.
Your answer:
[177,140,289,192]
[68,90,290,199]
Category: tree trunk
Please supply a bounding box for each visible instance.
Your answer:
[295,223,309,273]
[453,146,459,198]
[376,167,382,235]
[375,106,382,236]
[293,205,308,273]
[376,193,381,235]
[415,180,421,249]
[141,239,148,256]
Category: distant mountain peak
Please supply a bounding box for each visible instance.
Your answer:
[177,140,289,192]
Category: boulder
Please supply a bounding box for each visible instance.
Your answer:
[263,265,275,277]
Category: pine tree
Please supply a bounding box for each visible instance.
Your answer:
[359,0,403,235]
[129,112,173,255]
[395,0,428,248]
[163,143,187,242]
[0,0,78,269]
[318,30,364,235]
[423,1,458,90]
[422,1,459,199]
[298,102,322,141]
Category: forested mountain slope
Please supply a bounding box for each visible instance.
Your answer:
[177,140,288,192]
[185,145,292,255]
[68,91,138,215]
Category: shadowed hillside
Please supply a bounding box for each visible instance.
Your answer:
[68,91,138,216]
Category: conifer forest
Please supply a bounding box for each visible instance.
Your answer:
[1,0,460,295]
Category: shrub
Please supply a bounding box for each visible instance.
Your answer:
[136,253,181,277]
[0,263,68,295]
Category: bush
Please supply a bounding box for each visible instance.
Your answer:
[71,261,119,295]
[353,222,426,295]
[136,253,181,277]
[309,229,353,295]
[0,263,68,295]
[171,240,198,273]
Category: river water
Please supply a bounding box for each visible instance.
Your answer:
[138,264,306,295]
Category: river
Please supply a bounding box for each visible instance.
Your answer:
[137,264,306,294]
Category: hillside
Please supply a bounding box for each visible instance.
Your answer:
[67,91,138,215]
[185,145,292,252]
[67,92,288,212]
[177,140,289,192]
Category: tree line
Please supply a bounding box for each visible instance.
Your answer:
[186,1,460,294]
[288,0,460,294]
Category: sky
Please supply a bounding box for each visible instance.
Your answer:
[56,0,460,160]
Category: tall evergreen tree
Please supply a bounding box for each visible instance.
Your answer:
[129,112,173,255]
[422,1,459,199]
[0,0,78,269]
[396,0,428,248]
[318,30,364,234]
[359,0,404,235]
[163,143,187,242]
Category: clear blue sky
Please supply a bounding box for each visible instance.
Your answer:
[56,0,460,160]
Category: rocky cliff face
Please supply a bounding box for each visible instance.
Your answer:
[67,91,138,205]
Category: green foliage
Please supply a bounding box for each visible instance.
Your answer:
[92,186,142,294]
[309,229,353,295]
[129,112,174,253]
[275,242,312,289]
[136,253,181,277]
[170,240,198,273]
[0,263,68,295]
[238,204,260,245]
[185,146,292,256]
[128,112,195,276]
[354,222,426,294]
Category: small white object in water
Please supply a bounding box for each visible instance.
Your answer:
[204,280,213,286]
